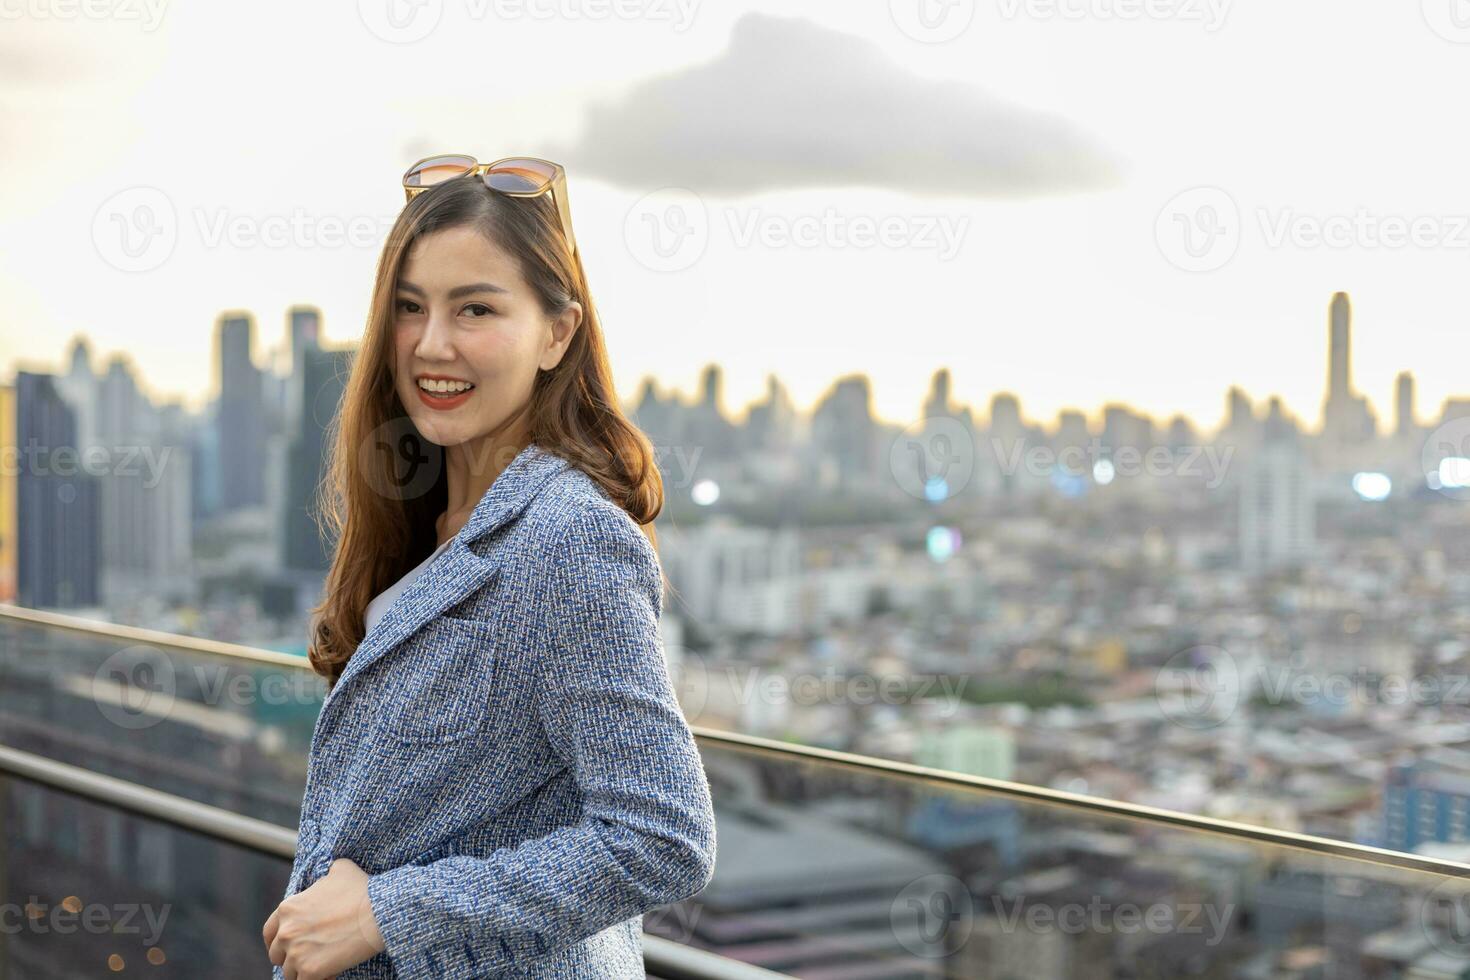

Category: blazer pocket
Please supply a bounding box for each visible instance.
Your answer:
[376,614,500,745]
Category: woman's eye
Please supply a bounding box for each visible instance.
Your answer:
[395,299,423,315]
[463,303,495,317]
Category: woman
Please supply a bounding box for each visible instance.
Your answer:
[262,156,716,979]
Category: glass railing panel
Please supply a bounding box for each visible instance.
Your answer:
[0,615,319,826]
[0,773,290,979]
[666,741,1470,979]
[11,611,1470,978]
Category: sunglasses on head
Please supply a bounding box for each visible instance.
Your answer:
[402,154,577,257]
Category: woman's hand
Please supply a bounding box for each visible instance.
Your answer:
[263,858,387,980]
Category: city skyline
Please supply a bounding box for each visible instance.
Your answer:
[5,7,1470,431]
[7,289,1464,442]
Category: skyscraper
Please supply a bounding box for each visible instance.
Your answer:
[1319,292,1376,446]
[15,371,100,608]
[1239,398,1315,572]
[283,344,352,573]
[810,375,877,489]
[217,312,266,511]
[91,354,192,597]
[1328,291,1351,405]
[1395,371,1416,438]
[286,305,322,433]
[0,384,14,602]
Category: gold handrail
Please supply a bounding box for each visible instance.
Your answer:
[6,602,1469,881]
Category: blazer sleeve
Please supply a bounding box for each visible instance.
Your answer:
[364,499,717,977]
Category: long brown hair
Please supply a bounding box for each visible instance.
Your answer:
[306,175,663,686]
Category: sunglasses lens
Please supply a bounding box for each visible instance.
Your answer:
[483,158,557,193]
[404,155,477,188]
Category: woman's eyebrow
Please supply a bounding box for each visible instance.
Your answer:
[397,280,510,299]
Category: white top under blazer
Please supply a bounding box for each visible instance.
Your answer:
[363,537,453,636]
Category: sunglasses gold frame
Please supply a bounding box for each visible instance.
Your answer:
[402,154,577,257]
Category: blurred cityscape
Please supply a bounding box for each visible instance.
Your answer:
[5,289,1470,865]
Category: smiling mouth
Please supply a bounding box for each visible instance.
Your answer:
[416,378,476,400]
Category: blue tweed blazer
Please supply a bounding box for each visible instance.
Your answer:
[273,442,716,978]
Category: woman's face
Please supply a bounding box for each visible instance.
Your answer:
[391,225,578,451]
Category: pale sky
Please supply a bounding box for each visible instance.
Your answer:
[3,0,1469,433]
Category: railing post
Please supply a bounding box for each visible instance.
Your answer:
[0,772,7,980]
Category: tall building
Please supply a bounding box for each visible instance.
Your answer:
[1100,403,1153,457]
[810,375,877,489]
[285,305,322,432]
[1224,386,1255,439]
[15,372,100,609]
[191,401,222,520]
[659,517,802,635]
[1319,292,1376,445]
[1383,755,1470,852]
[1328,292,1351,405]
[689,364,738,460]
[976,392,1042,497]
[0,384,15,602]
[54,337,99,452]
[1054,409,1089,450]
[283,345,352,573]
[217,312,266,511]
[1165,414,1197,451]
[1395,371,1417,438]
[922,368,957,420]
[90,354,192,598]
[1239,398,1315,571]
[743,374,798,458]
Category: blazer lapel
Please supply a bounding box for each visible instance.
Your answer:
[323,442,570,710]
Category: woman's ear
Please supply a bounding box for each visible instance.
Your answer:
[540,302,583,371]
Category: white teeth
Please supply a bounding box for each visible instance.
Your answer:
[418,378,475,394]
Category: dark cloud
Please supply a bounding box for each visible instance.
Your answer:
[547,12,1124,199]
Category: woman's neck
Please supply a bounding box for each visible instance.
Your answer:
[436,431,531,546]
